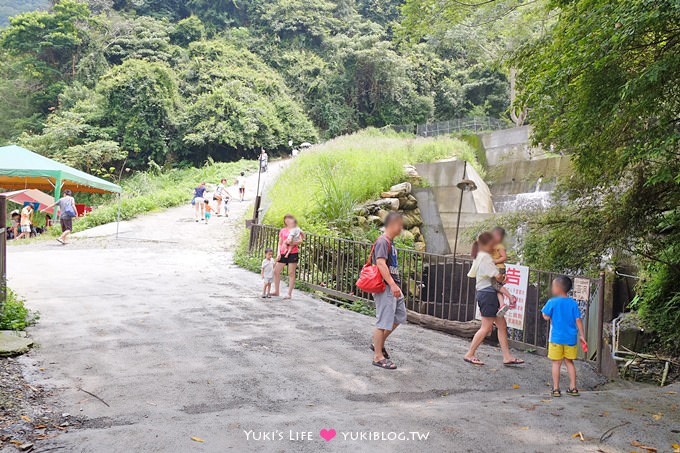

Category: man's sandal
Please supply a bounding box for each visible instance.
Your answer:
[370,344,390,360]
[552,388,562,397]
[372,359,397,370]
[566,388,580,396]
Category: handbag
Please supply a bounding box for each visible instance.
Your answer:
[356,240,388,294]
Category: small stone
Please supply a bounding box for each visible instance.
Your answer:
[367,215,383,226]
[377,209,389,221]
[380,191,400,198]
[401,230,415,242]
[18,443,33,451]
[390,182,412,194]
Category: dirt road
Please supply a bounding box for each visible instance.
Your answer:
[6,162,680,452]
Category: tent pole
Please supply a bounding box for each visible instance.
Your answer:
[116,192,121,239]
[53,176,62,220]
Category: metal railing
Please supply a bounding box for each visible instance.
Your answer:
[249,224,604,365]
[383,117,510,137]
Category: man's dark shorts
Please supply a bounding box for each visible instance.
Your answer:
[278,253,299,264]
[60,217,73,232]
[477,287,500,318]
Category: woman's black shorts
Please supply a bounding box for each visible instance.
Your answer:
[477,288,500,317]
[278,253,299,264]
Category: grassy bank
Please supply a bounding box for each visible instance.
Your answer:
[263,128,480,234]
[71,160,256,233]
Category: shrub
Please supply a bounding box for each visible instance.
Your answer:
[0,289,39,330]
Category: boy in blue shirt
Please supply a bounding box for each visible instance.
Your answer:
[541,276,587,397]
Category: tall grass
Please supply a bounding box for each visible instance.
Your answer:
[72,160,256,232]
[264,128,480,234]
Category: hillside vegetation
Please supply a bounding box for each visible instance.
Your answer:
[0,0,512,177]
[264,129,479,236]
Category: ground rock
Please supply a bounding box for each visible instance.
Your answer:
[400,194,418,210]
[380,191,400,199]
[0,331,33,357]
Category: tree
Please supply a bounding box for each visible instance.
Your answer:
[97,59,179,166]
[179,41,318,161]
[516,0,680,351]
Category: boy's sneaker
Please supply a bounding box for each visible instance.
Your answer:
[496,304,511,317]
[261,294,267,298]
[566,388,580,397]
[551,388,562,397]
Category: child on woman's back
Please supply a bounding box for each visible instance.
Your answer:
[491,227,512,316]
[541,276,587,397]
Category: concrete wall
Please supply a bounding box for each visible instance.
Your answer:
[486,156,573,196]
[412,188,451,255]
[415,160,495,255]
[480,126,541,167]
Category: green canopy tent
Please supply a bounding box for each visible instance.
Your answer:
[0,146,122,308]
[0,145,122,233]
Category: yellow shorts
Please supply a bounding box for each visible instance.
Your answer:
[548,343,578,360]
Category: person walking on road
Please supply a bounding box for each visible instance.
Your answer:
[193,182,206,222]
[371,212,406,370]
[463,232,524,367]
[43,189,78,244]
[272,214,303,300]
[237,172,246,202]
[214,178,231,216]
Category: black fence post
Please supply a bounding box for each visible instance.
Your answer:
[0,195,6,312]
[596,271,606,373]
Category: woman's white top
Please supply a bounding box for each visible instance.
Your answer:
[467,251,500,291]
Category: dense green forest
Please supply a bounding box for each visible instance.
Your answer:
[0,0,512,172]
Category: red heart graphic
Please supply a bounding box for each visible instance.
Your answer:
[319,428,336,442]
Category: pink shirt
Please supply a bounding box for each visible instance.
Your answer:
[279,227,299,254]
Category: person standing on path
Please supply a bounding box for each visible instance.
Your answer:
[463,232,524,367]
[193,182,206,222]
[16,204,34,239]
[371,212,406,370]
[43,189,78,244]
[237,172,246,202]
[272,214,303,299]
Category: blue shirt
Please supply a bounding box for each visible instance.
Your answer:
[541,296,581,346]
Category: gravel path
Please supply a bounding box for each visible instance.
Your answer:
[4,160,680,453]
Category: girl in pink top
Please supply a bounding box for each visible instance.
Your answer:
[273,214,303,299]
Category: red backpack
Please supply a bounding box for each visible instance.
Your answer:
[356,237,390,294]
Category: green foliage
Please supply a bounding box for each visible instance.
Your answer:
[179,40,318,161]
[344,300,375,316]
[0,289,39,331]
[514,0,680,352]
[97,59,179,166]
[264,128,480,234]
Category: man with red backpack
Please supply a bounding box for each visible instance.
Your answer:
[370,212,406,370]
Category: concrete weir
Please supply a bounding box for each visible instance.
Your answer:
[415,160,495,255]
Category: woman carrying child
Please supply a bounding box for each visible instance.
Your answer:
[272,214,303,300]
[463,231,525,366]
